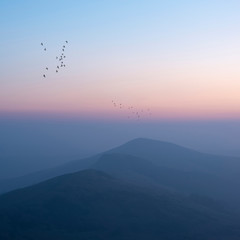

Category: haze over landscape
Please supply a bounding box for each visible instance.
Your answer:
[1,1,240,239]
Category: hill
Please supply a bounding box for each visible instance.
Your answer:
[1,138,240,209]
[0,169,239,240]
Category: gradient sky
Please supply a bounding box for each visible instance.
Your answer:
[1,0,240,120]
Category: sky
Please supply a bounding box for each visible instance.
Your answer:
[1,0,240,120]
[1,1,240,178]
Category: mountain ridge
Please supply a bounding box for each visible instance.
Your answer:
[1,137,240,210]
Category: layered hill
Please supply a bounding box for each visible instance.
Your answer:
[1,138,240,209]
[92,153,240,206]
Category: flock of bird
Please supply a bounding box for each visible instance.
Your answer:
[111,100,152,120]
[40,41,152,120]
[41,41,68,78]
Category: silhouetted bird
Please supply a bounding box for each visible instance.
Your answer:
[40,40,69,78]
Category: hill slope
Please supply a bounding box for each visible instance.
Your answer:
[92,153,240,206]
[0,169,239,240]
[1,138,240,210]
[1,138,239,192]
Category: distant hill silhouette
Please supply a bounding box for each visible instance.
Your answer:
[1,138,240,209]
[108,138,240,175]
[0,169,240,240]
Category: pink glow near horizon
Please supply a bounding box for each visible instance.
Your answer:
[2,66,240,120]
[2,1,240,121]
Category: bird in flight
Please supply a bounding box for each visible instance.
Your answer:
[111,100,152,120]
[41,40,68,77]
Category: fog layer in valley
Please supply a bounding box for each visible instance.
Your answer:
[1,116,240,179]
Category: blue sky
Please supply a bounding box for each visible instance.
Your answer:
[1,0,240,119]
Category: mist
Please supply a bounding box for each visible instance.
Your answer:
[1,114,240,179]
